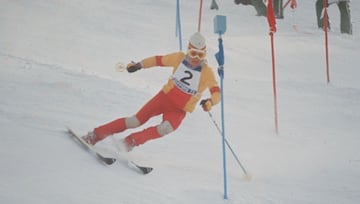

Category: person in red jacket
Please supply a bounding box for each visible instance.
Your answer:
[82,32,221,152]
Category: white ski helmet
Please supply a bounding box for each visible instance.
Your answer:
[188,32,206,50]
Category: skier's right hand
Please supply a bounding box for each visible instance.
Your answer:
[127,61,142,73]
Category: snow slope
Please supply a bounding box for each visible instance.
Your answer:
[1,0,360,203]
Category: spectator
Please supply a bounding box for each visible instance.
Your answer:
[235,0,287,19]
[316,0,352,34]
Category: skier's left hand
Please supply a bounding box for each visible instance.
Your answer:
[200,99,212,112]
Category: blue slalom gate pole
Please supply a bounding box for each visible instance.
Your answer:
[214,15,227,200]
[175,0,183,51]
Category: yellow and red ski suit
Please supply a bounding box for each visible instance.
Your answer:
[94,52,221,147]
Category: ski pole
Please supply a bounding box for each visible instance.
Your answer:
[207,111,251,179]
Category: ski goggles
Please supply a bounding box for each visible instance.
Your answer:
[187,48,206,60]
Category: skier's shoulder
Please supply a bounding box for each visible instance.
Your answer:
[161,51,186,65]
[165,51,185,59]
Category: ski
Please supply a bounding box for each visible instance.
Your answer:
[66,127,153,174]
[66,127,116,165]
[129,161,153,175]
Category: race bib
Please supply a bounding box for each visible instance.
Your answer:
[172,61,202,95]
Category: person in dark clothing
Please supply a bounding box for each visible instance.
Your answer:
[235,0,266,16]
[316,0,352,34]
[274,0,284,19]
[234,0,286,19]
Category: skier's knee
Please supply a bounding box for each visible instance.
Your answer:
[125,116,140,128]
[157,121,174,136]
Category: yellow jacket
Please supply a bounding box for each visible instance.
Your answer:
[141,52,221,113]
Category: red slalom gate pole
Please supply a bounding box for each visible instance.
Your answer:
[267,0,279,134]
[323,0,330,83]
[270,32,279,134]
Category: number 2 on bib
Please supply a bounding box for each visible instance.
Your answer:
[172,62,201,95]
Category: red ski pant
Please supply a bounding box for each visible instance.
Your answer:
[94,91,186,146]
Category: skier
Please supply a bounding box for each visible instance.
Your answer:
[315,0,352,34]
[82,32,221,152]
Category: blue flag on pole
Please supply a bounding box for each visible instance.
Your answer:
[215,38,224,78]
[214,15,226,78]
[215,38,224,66]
